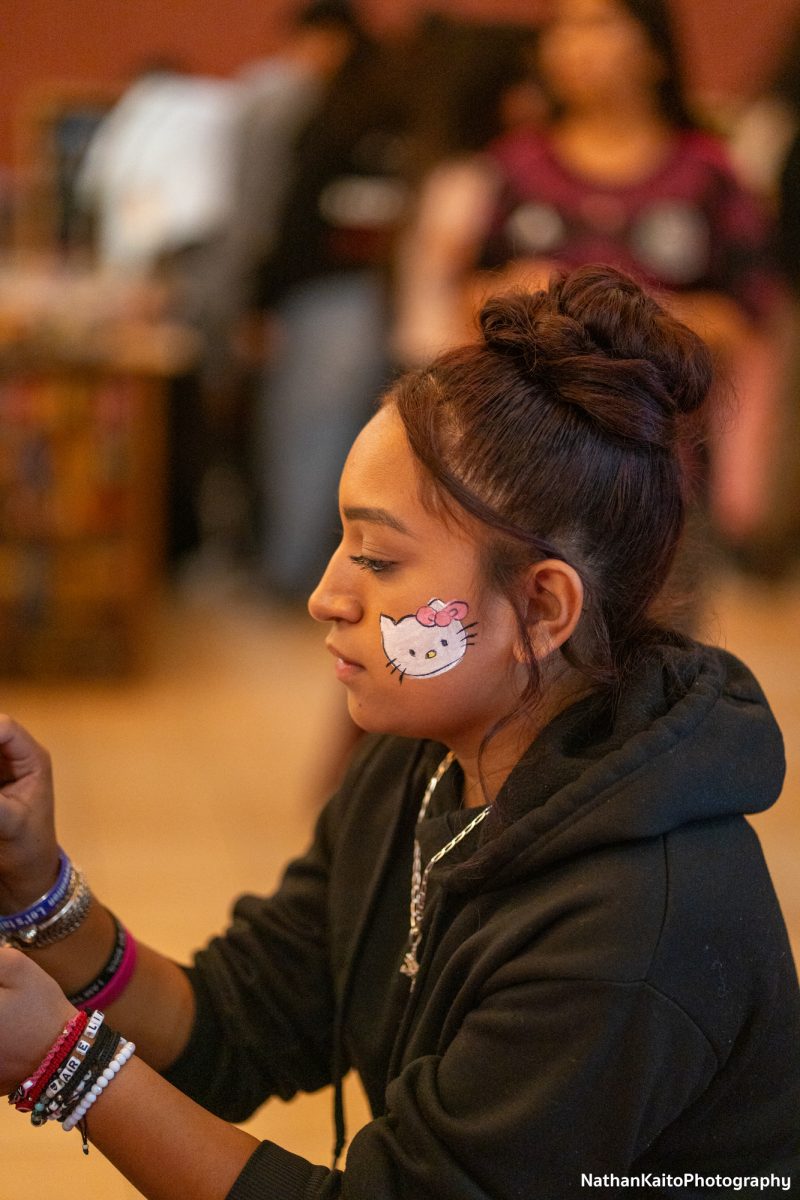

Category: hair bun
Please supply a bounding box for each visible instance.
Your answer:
[478,265,713,447]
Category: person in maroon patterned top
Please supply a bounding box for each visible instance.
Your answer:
[396,0,790,556]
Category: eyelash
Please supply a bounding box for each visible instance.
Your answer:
[349,554,396,575]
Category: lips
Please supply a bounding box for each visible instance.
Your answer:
[326,642,365,682]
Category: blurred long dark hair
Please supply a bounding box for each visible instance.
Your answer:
[614,0,696,128]
[539,0,696,130]
[406,16,542,178]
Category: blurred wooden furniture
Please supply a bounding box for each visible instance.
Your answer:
[0,265,196,676]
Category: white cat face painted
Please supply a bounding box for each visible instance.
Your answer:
[380,599,478,682]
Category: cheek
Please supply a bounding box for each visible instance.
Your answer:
[350,610,521,739]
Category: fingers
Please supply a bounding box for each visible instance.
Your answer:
[0,716,54,850]
[0,715,50,782]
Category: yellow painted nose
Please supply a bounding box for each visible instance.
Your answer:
[425,649,437,659]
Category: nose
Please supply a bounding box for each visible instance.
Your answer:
[308,556,363,625]
[425,649,437,660]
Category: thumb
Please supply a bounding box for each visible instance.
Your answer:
[0,716,50,783]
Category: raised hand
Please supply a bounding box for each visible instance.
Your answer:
[0,716,59,913]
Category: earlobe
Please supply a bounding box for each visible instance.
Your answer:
[516,560,584,661]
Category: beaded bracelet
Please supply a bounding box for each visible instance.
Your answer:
[39,1014,108,1112]
[38,1023,118,1124]
[9,1012,134,1155]
[54,1024,120,1119]
[61,1039,136,1137]
[0,850,72,934]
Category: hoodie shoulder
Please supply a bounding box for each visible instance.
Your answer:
[447,642,785,892]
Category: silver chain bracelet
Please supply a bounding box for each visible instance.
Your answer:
[0,868,92,950]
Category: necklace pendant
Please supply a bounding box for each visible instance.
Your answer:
[400,950,419,978]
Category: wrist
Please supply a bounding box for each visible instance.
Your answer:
[26,902,121,996]
[0,847,62,916]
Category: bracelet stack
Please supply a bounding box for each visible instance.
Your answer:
[2,853,139,1153]
[8,1010,135,1154]
[0,850,92,950]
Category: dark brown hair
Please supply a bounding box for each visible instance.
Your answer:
[385,265,713,716]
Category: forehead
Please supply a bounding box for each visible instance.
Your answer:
[340,403,479,550]
[340,405,419,507]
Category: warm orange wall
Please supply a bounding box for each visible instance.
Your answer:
[2,0,800,170]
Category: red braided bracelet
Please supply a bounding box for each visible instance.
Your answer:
[10,1011,88,1112]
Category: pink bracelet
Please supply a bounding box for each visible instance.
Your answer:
[77,934,138,1011]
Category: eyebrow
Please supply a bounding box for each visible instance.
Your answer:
[342,506,414,536]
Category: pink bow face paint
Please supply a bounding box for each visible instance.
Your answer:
[380,599,477,683]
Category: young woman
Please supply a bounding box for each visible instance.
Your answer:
[0,266,798,1198]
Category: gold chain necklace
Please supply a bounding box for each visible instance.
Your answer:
[400,751,492,986]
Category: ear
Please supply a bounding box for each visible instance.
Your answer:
[379,613,397,629]
[514,559,584,662]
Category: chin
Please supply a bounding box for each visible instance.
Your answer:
[347,698,413,738]
[345,694,458,744]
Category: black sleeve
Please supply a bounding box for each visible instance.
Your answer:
[162,798,338,1122]
[161,733,392,1122]
[222,977,716,1200]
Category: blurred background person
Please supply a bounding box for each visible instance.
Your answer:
[717,17,800,572]
[395,0,789,589]
[181,0,373,584]
[76,5,373,583]
[251,3,412,602]
[75,57,240,572]
[393,14,545,366]
[77,58,237,276]
[188,0,366,397]
[746,18,800,572]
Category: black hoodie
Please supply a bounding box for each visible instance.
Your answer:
[165,642,800,1198]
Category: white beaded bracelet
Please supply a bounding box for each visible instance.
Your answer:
[61,1039,136,1134]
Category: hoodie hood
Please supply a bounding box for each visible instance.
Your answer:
[443,641,785,895]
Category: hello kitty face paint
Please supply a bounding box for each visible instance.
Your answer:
[380,599,477,683]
